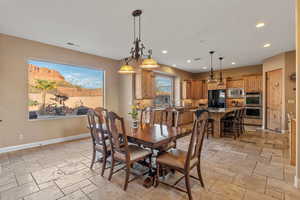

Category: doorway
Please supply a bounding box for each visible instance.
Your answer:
[266,69,283,132]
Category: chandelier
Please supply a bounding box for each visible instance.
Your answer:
[207,51,217,83]
[118,10,159,74]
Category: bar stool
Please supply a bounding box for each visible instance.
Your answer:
[207,118,214,138]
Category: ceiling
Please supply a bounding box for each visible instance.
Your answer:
[0,0,296,73]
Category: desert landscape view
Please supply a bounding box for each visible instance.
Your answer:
[28,61,104,119]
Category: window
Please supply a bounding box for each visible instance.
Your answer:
[154,75,174,106]
[28,60,104,120]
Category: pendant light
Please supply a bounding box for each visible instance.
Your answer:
[218,57,224,85]
[118,9,159,74]
[118,58,136,74]
[207,51,217,83]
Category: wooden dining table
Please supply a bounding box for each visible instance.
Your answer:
[126,123,179,149]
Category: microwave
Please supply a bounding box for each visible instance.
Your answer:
[227,88,244,98]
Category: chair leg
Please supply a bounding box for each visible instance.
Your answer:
[197,164,205,188]
[108,155,115,181]
[90,148,96,169]
[123,164,130,191]
[185,173,193,200]
[155,163,160,187]
[101,154,107,176]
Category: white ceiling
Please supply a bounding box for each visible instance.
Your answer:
[0,0,296,72]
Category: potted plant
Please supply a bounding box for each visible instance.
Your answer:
[128,105,139,128]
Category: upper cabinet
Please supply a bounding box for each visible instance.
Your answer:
[135,69,155,99]
[182,80,206,99]
[227,79,244,89]
[244,75,262,92]
[207,79,227,90]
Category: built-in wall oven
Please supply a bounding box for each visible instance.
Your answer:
[245,92,262,107]
[245,92,262,119]
[245,107,262,119]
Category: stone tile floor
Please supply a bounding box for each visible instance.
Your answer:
[0,127,299,200]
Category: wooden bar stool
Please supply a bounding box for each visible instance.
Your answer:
[206,118,214,138]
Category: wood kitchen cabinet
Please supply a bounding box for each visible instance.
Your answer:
[227,79,244,88]
[244,75,262,92]
[182,80,192,99]
[202,81,208,99]
[182,80,205,99]
[207,79,227,90]
[135,69,155,99]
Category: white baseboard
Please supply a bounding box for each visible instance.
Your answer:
[295,176,300,188]
[0,133,90,154]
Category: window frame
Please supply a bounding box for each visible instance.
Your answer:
[153,73,175,106]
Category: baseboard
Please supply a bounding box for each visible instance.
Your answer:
[295,176,300,188]
[0,133,90,154]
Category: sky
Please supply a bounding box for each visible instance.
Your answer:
[28,60,103,89]
[155,76,172,92]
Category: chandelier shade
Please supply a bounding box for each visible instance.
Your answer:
[118,64,136,74]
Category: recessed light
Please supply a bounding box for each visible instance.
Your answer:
[187,59,192,63]
[172,64,176,67]
[263,43,271,48]
[202,67,208,69]
[232,62,236,65]
[256,22,265,28]
[162,50,168,54]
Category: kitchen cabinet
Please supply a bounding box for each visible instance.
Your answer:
[135,69,155,99]
[182,80,192,99]
[244,75,262,92]
[207,79,227,90]
[202,81,208,99]
[191,80,203,99]
[182,80,206,99]
[227,79,244,89]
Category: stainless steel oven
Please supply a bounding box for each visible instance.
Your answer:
[245,92,262,107]
[245,107,262,119]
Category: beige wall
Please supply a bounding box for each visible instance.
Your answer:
[0,34,121,148]
[192,64,263,80]
[262,51,296,131]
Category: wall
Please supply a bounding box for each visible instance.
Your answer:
[192,64,263,80]
[262,51,296,131]
[0,34,120,148]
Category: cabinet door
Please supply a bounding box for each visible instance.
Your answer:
[182,80,192,99]
[244,75,262,92]
[135,70,154,99]
[227,79,244,88]
[202,81,208,99]
[191,80,202,99]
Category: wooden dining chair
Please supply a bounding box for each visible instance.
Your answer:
[87,108,111,176]
[139,107,155,126]
[155,109,209,200]
[107,111,152,191]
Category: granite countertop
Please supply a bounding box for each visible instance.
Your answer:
[207,107,241,113]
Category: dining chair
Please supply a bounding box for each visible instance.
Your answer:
[107,111,152,191]
[139,107,155,126]
[155,109,208,200]
[174,108,195,139]
[87,108,111,176]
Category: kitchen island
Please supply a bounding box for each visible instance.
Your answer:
[206,108,241,137]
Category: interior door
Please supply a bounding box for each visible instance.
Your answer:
[266,69,282,131]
